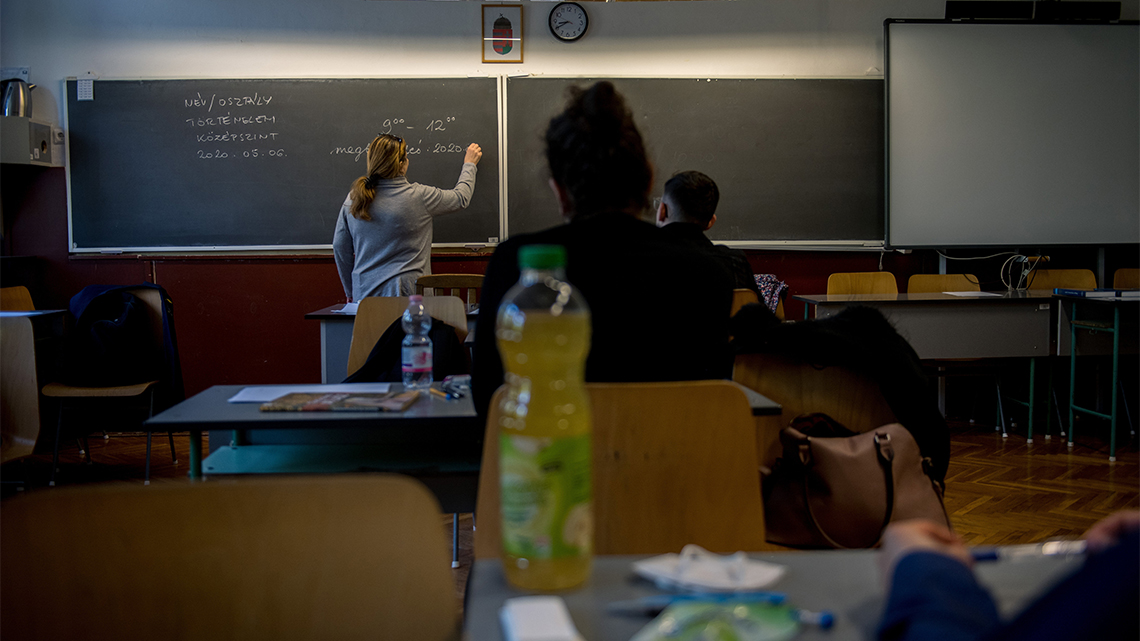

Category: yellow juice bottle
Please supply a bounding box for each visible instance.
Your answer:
[496,245,593,591]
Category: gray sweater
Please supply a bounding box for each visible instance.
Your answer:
[333,163,477,300]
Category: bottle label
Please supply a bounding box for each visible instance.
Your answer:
[401,345,432,373]
[500,433,592,560]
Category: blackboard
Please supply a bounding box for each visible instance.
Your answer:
[506,78,884,244]
[66,78,500,250]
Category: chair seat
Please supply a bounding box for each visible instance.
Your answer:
[42,380,159,398]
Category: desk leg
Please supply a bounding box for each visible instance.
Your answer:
[1110,306,1120,462]
[189,430,203,480]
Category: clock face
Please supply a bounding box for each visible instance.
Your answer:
[549,2,588,42]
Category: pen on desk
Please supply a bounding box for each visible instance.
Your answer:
[606,591,786,616]
[428,387,457,401]
[971,539,1086,562]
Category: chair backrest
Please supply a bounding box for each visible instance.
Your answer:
[347,295,467,377]
[0,475,459,641]
[827,271,898,295]
[907,273,980,293]
[1114,268,1139,290]
[1,316,42,464]
[1024,268,1097,291]
[0,285,35,311]
[730,288,760,317]
[475,381,767,559]
[415,274,484,310]
[733,353,897,468]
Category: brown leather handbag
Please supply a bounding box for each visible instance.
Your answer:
[762,414,950,549]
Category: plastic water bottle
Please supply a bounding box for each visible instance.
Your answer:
[496,245,593,591]
[401,295,433,391]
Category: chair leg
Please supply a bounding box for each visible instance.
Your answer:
[50,403,64,487]
[82,437,92,464]
[995,381,1008,438]
[1120,378,1135,437]
[452,513,460,568]
[103,430,110,440]
[76,438,86,456]
[1053,388,1067,438]
[168,432,178,465]
[145,432,153,486]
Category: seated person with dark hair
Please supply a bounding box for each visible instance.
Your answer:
[472,82,735,416]
[655,170,760,297]
[877,512,1140,641]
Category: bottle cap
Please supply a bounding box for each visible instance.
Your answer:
[518,245,567,270]
[409,295,423,303]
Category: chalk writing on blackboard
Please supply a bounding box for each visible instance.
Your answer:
[183,91,284,161]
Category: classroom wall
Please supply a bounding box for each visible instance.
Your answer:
[2,0,1136,394]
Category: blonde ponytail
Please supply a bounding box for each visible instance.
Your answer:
[348,134,407,220]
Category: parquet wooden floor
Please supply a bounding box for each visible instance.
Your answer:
[2,419,1136,606]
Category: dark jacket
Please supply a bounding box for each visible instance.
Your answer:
[659,222,760,296]
[343,317,468,383]
[472,212,735,416]
[62,283,184,412]
[878,530,1139,641]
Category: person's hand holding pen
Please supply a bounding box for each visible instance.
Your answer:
[878,519,974,589]
[464,143,482,166]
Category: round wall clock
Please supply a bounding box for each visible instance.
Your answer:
[549,2,589,43]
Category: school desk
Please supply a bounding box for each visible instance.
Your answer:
[143,383,482,512]
[305,303,481,383]
[464,550,1082,641]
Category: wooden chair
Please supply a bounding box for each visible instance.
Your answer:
[907,273,980,294]
[0,475,459,641]
[1024,268,1097,291]
[475,380,768,559]
[731,288,759,316]
[0,285,35,311]
[1113,268,1139,290]
[346,295,468,378]
[827,271,898,295]
[40,287,177,486]
[1,317,43,483]
[732,353,897,468]
[415,274,483,311]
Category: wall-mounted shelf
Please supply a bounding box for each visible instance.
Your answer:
[1,117,56,167]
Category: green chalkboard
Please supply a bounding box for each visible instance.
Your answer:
[66,78,500,250]
[506,77,884,243]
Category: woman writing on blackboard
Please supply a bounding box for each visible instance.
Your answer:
[333,134,482,300]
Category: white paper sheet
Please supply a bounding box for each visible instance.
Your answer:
[943,291,1002,297]
[227,383,390,403]
[332,302,358,314]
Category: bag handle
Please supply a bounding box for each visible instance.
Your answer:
[800,431,896,549]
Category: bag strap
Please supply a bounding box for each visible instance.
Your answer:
[800,430,896,549]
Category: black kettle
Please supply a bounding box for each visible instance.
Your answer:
[2,79,35,117]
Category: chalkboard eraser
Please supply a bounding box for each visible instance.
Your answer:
[100,249,123,255]
[464,243,486,251]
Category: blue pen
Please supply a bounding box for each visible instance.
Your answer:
[606,592,786,616]
[971,539,1086,562]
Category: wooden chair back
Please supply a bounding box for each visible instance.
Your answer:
[827,271,898,295]
[1024,268,1097,291]
[0,285,35,311]
[1113,268,1139,290]
[0,475,459,641]
[733,353,897,468]
[1,316,42,464]
[731,288,760,316]
[347,295,467,377]
[415,274,484,311]
[475,381,767,559]
[907,273,980,293]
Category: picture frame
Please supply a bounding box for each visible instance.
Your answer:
[482,5,524,64]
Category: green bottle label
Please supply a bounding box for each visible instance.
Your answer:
[500,433,592,559]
